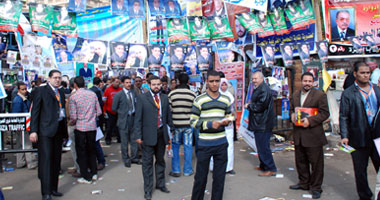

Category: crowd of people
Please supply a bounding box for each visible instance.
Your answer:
[3,61,380,200]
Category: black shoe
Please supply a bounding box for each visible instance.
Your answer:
[226,170,236,175]
[42,195,52,200]
[51,191,63,197]
[311,191,321,199]
[131,159,142,165]
[169,172,181,177]
[289,184,309,190]
[124,162,131,168]
[105,140,111,145]
[156,186,170,193]
[144,192,152,200]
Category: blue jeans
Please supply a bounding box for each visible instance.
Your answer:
[172,127,193,175]
[96,140,106,165]
[254,131,277,172]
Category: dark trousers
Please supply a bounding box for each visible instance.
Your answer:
[96,140,106,165]
[75,130,97,181]
[119,115,138,164]
[106,111,119,142]
[191,143,228,200]
[295,144,324,192]
[254,131,277,171]
[142,127,166,194]
[351,145,380,200]
[38,122,64,195]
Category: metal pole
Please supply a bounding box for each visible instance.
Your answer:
[22,131,25,150]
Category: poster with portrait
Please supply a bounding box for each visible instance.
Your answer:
[76,62,94,85]
[72,38,108,65]
[256,11,275,38]
[298,0,316,25]
[236,12,263,36]
[167,18,190,44]
[0,33,7,59]
[196,45,213,71]
[348,36,363,53]
[147,44,165,71]
[20,34,56,69]
[262,45,275,67]
[208,15,234,40]
[183,0,202,16]
[112,0,129,15]
[183,45,201,80]
[225,0,267,12]
[364,34,378,50]
[52,6,78,37]
[188,16,211,41]
[58,62,75,78]
[126,44,148,69]
[148,17,168,45]
[272,66,285,81]
[129,0,145,19]
[110,42,128,70]
[170,44,187,71]
[269,7,289,35]
[282,98,290,120]
[24,69,39,88]
[297,42,311,65]
[52,34,73,64]
[68,0,87,13]
[327,8,356,42]
[148,0,165,16]
[284,1,309,29]
[0,0,22,32]
[316,40,328,63]
[165,0,181,18]
[280,43,294,67]
[29,3,53,35]
[6,50,17,65]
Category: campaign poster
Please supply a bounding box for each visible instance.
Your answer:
[58,62,75,78]
[6,50,17,65]
[148,0,165,16]
[188,16,211,41]
[129,0,145,19]
[316,40,328,62]
[24,69,39,88]
[282,98,290,120]
[297,42,311,65]
[76,62,94,85]
[52,6,78,37]
[0,33,7,59]
[170,44,187,71]
[284,1,309,29]
[147,44,164,71]
[20,34,56,69]
[148,17,168,45]
[110,42,128,70]
[208,15,234,40]
[68,0,87,13]
[256,11,275,38]
[348,36,364,53]
[269,7,289,35]
[29,3,53,35]
[272,66,285,81]
[196,45,213,71]
[167,18,190,44]
[236,12,264,36]
[72,38,108,64]
[364,34,379,50]
[280,43,294,67]
[165,0,181,18]
[322,0,380,45]
[238,82,257,152]
[225,0,267,12]
[262,44,275,67]
[0,0,23,32]
[52,34,73,64]
[126,44,148,69]
[112,0,129,15]
[183,45,201,81]
[182,0,202,16]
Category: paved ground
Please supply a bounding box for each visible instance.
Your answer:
[0,137,377,200]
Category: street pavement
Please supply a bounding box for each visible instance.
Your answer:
[0,137,377,200]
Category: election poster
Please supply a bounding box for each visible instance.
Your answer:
[112,0,129,15]
[52,6,78,37]
[147,44,164,71]
[72,38,108,65]
[29,3,53,35]
[236,12,264,36]
[188,16,211,41]
[148,17,168,45]
[167,18,190,44]
[225,0,267,12]
[0,0,23,32]
[110,42,128,70]
[208,15,234,40]
[126,44,148,69]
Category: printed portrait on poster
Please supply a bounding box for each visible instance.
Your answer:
[148,44,164,71]
[316,40,328,63]
[110,42,128,69]
[348,36,363,53]
[297,42,311,65]
[330,8,355,41]
[126,44,147,68]
[112,0,128,15]
[196,45,213,71]
[170,44,186,71]
[148,0,165,16]
[280,43,294,67]
[262,45,275,67]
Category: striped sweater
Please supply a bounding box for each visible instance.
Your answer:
[168,88,196,128]
[190,93,232,146]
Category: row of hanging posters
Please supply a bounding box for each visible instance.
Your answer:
[322,0,380,56]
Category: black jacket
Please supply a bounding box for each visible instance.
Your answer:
[90,86,104,108]
[247,82,275,132]
[339,84,380,148]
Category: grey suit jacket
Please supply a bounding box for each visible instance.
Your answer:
[112,89,137,131]
[134,91,173,146]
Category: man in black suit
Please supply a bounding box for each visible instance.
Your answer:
[331,10,355,41]
[30,70,68,200]
[134,75,173,200]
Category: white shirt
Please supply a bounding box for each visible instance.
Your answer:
[300,90,311,107]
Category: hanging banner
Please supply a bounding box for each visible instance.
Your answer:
[147,44,165,71]
[0,0,22,32]
[262,44,275,67]
[256,11,275,38]
[112,0,129,15]
[225,0,267,12]
[269,7,289,35]
[129,0,145,19]
[196,45,213,71]
[126,44,148,69]
[68,0,87,13]
[164,0,182,18]
[189,16,211,41]
[236,12,264,36]
[29,3,53,35]
[322,0,380,44]
[170,44,187,71]
[148,0,165,16]
[52,6,78,37]
[184,45,202,81]
[52,34,73,64]
[202,0,226,16]
[20,34,56,69]
[224,3,253,45]
[298,42,311,65]
[76,6,143,43]
[148,17,168,45]
[316,40,328,62]
[280,43,294,67]
[72,38,108,65]
[208,15,234,40]
[110,42,128,70]
[167,18,190,44]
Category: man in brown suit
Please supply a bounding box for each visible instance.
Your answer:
[289,72,330,199]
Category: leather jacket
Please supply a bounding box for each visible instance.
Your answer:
[247,82,275,132]
[339,84,380,148]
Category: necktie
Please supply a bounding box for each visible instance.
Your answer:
[128,91,135,114]
[340,32,345,40]
[55,88,61,108]
[154,94,160,128]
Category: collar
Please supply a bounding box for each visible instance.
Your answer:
[354,81,373,93]
[337,26,347,34]
[17,92,27,101]
[48,83,57,92]
[150,90,160,98]
[123,88,131,93]
[301,89,311,96]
